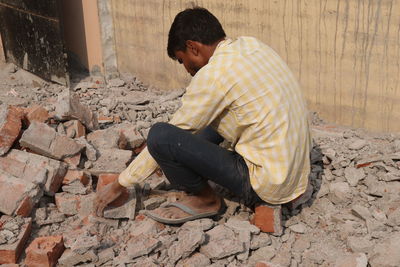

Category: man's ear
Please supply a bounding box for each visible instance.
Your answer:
[186,40,199,56]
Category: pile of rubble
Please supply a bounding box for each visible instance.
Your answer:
[0,62,400,267]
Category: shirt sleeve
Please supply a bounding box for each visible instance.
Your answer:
[118,71,228,187]
[169,72,228,131]
[118,147,158,187]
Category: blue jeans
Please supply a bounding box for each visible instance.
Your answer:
[147,122,262,207]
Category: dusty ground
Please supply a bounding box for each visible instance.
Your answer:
[1,59,400,267]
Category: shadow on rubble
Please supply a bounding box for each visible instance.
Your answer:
[280,143,324,226]
[202,143,325,233]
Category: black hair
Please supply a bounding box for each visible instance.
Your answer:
[167,7,226,60]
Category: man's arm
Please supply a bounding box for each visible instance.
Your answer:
[94,146,158,216]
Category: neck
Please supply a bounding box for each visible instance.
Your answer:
[203,38,225,63]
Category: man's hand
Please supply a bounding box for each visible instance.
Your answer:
[94,179,125,217]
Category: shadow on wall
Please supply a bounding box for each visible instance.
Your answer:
[61,0,89,74]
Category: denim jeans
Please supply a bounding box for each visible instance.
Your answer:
[147,122,262,207]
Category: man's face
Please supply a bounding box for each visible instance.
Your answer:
[175,49,207,77]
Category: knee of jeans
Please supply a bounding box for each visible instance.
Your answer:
[147,122,173,152]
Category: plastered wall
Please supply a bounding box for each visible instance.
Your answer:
[62,0,103,74]
[111,0,400,133]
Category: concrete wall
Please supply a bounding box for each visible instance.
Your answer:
[110,0,400,133]
[61,0,103,74]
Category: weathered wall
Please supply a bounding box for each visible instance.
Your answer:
[62,0,103,74]
[0,33,4,61]
[111,0,400,133]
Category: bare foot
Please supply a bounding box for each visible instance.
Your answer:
[150,184,221,220]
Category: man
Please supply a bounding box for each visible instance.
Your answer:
[95,7,311,224]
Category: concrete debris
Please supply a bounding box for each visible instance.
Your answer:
[88,148,132,175]
[200,225,244,259]
[1,65,400,266]
[55,92,99,131]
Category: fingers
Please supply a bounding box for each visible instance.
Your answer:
[95,199,106,217]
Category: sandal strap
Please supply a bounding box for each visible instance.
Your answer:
[165,202,198,215]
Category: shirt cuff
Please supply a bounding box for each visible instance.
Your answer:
[118,147,158,187]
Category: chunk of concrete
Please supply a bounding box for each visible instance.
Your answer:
[55,92,99,131]
[89,149,132,175]
[168,229,205,264]
[87,128,126,150]
[200,225,244,260]
[0,171,42,216]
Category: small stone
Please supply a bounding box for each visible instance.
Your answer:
[181,218,215,231]
[344,166,366,186]
[347,236,374,253]
[250,232,272,250]
[289,223,307,234]
[200,225,244,260]
[168,229,205,264]
[351,204,372,221]
[348,139,367,150]
[334,253,368,267]
[225,217,260,234]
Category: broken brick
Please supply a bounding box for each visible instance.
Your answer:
[19,122,84,160]
[252,204,283,235]
[23,105,50,126]
[96,173,129,207]
[0,216,32,264]
[0,105,23,156]
[103,187,136,219]
[63,153,81,168]
[25,235,65,267]
[0,156,47,186]
[62,170,90,186]
[0,171,42,216]
[5,149,67,195]
[64,120,85,138]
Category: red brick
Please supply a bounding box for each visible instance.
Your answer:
[23,105,50,126]
[0,156,48,186]
[0,105,23,156]
[0,172,42,216]
[256,261,282,267]
[0,216,32,264]
[63,153,82,168]
[19,122,84,160]
[96,173,129,207]
[98,115,113,124]
[25,235,65,267]
[252,204,282,235]
[64,120,86,138]
[62,170,90,186]
[15,196,34,217]
[5,149,67,195]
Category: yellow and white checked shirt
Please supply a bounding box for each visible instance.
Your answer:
[119,37,311,204]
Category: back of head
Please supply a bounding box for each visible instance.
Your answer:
[167,7,226,60]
